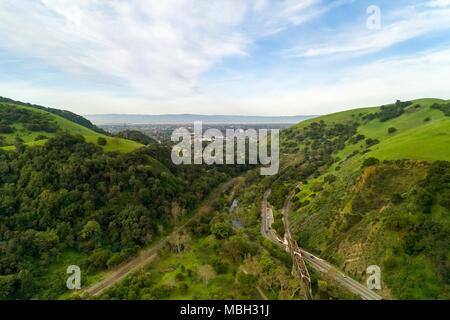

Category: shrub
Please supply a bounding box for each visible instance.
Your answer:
[211,222,233,239]
[0,125,14,133]
[97,137,107,146]
[324,174,337,184]
[388,127,397,134]
[34,135,48,141]
[365,138,380,147]
[391,193,404,204]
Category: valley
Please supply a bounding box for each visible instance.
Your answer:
[0,97,449,300]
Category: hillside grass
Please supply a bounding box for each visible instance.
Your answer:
[0,103,142,153]
[284,98,450,299]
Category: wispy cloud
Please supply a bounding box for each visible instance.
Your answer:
[0,1,250,97]
[0,0,329,99]
[4,44,449,116]
[285,3,450,58]
[0,1,449,116]
[212,46,450,115]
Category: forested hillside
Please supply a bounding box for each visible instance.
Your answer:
[0,132,241,299]
[0,99,251,299]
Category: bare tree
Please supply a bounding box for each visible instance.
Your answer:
[197,265,216,285]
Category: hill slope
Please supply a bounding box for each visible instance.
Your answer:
[0,101,142,153]
[271,98,450,299]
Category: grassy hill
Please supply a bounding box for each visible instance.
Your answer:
[285,98,450,161]
[271,98,450,299]
[0,101,143,153]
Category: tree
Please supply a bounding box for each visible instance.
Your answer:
[197,265,216,285]
[211,222,233,239]
[169,232,192,253]
[362,157,380,168]
[88,248,111,271]
[81,220,101,242]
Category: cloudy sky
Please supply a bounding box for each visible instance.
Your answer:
[0,0,450,115]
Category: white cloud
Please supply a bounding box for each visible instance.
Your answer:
[0,0,251,97]
[3,45,449,116]
[285,5,450,57]
[222,46,450,115]
[0,0,327,100]
[0,1,448,117]
[426,0,450,8]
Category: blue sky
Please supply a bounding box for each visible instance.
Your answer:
[0,0,450,115]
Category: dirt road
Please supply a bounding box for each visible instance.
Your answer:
[85,179,235,297]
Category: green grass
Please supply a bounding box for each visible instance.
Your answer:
[357,99,450,161]
[0,103,143,153]
[298,106,380,127]
[289,98,450,163]
[291,99,450,207]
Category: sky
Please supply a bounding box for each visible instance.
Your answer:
[0,0,450,116]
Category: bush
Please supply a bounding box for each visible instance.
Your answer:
[88,248,111,272]
[391,193,404,204]
[365,138,380,147]
[34,135,48,141]
[388,127,397,134]
[211,222,233,239]
[324,174,337,184]
[97,137,107,146]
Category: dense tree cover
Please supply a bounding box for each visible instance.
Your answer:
[0,104,59,134]
[101,178,307,300]
[0,133,238,299]
[116,130,158,145]
[0,97,108,135]
[363,100,413,122]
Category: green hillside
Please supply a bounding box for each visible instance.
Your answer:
[286,98,450,161]
[272,98,450,299]
[0,102,142,153]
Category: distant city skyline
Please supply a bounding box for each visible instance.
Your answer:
[1,0,450,116]
[85,113,316,125]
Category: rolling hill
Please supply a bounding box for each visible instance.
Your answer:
[284,98,450,162]
[270,98,450,299]
[0,100,143,153]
